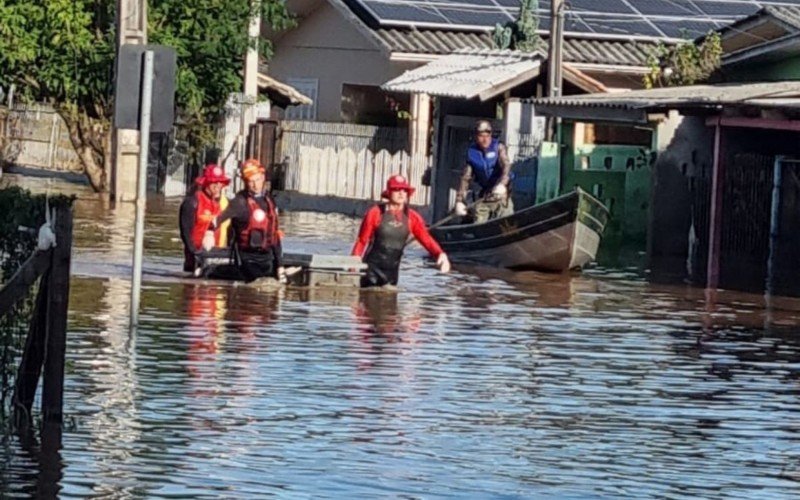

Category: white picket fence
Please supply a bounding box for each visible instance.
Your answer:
[280,120,431,206]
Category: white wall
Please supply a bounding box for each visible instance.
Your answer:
[267,2,416,122]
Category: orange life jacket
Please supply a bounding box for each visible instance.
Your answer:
[190,190,223,249]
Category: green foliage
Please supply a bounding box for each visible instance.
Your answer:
[644,31,722,88]
[493,0,541,52]
[0,0,293,189]
[0,187,74,420]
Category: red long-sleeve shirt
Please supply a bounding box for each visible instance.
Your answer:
[352,206,444,259]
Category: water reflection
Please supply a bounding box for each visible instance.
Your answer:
[0,176,799,497]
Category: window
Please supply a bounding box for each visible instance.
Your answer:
[341,84,410,126]
[284,78,318,120]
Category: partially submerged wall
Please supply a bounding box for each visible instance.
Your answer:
[648,114,714,282]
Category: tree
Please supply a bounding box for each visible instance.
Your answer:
[493,0,541,52]
[644,31,722,89]
[0,0,292,192]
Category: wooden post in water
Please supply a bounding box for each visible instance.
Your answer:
[12,272,51,427]
[706,118,724,290]
[41,205,73,423]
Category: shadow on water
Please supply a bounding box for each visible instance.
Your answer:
[2,174,800,497]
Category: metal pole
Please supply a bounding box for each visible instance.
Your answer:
[766,156,786,296]
[130,50,154,328]
[706,118,723,291]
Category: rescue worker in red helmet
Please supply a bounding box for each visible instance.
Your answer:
[207,159,283,282]
[179,164,231,273]
[352,174,451,287]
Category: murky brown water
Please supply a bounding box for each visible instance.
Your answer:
[2,174,800,498]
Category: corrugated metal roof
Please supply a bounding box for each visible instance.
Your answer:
[383,49,542,100]
[256,73,313,106]
[528,81,800,110]
[374,28,658,67]
[765,5,800,30]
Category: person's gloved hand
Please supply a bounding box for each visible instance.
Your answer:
[491,183,508,199]
[201,230,215,251]
[454,201,468,216]
[437,253,451,274]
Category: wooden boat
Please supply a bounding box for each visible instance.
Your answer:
[430,188,610,272]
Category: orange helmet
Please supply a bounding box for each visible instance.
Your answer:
[240,158,267,181]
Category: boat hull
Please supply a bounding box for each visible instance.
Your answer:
[430,189,609,272]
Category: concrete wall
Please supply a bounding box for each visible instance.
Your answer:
[559,122,657,243]
[267,3,415,122]
[1,103,83,173]
[648,114,714,282]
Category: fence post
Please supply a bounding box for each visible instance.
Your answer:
[41,205,73,423]
[12,274,50,428]
[47,113,58,169]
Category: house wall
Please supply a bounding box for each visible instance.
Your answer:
[648,115,714,283]
[559,121,657,244]
[267,2,415,122]
[725,56,800,82]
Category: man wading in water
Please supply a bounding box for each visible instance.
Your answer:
[453,120,514,223]
[352,175,451,287]
[206,159,284,282]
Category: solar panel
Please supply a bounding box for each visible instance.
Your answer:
[348,0,800,40]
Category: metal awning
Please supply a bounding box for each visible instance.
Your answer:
[528,81,800,123]
[382,49,543,101]
[256,73,313,107]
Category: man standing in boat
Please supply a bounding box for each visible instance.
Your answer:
[352,175,451,287]
[206,158,283,282]
[454,120,514,223]
[180,164,231,273]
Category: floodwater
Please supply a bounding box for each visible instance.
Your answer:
[2,175,800,498]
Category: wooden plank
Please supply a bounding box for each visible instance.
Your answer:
[706,116,800,132]
[0,249,52,319]
[12,272,50,427]
[42,206,73,423]
[326,147,337,196]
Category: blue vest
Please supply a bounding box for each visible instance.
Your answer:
[467,139,504,191]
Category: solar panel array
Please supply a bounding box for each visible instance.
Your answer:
[347,0,800,39]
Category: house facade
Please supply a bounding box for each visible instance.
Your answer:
[532,6,800,296]
[266,0,660,127]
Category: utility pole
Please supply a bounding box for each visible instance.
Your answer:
[547,0,565,140]
[224,1,262,191]
[244,1,261,98]
[113,0,148,202]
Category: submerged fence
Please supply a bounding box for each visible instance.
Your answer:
[279,121,432,206]
[0,188,73,430]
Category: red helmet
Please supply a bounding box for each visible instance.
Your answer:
[196,164,231,186]
[381,174,415,199]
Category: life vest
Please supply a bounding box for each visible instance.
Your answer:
[364,205,410,277]
[238,195,279,251]
[190,190,223,249]
[218,196,229,248]
[467,139,504,191]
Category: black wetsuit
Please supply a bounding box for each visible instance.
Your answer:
[362,206,410,287]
